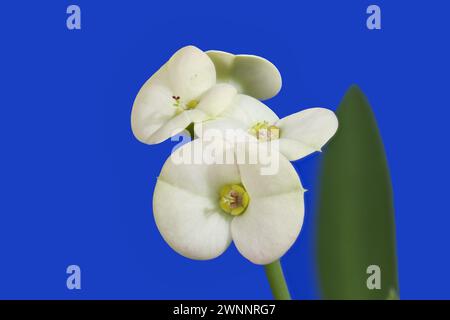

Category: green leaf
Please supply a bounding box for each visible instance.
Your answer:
[316,85,399,299]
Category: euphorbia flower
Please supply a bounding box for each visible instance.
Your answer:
[196,94,338,161]
[131,46,283,145]
[153,139,305,265]
[131,46,238,144]
[207,50,282,100]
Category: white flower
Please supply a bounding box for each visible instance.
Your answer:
[131,46,283,145]
[207,50,282,100]
[131,46,238,144]
[196,94,338,161]
[153,139,305,265]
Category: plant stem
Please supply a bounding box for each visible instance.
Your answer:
[264,260,291,300]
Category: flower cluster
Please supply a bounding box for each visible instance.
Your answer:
[131,45,338,265]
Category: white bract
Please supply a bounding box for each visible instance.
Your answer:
[131,46,283,145]
[196,95,338,161]
[153,139,305,265]
[207,50,282,100]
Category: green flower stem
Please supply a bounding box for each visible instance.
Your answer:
[264,260,291,300]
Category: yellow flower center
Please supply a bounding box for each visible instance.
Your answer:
[186,100,199,109]
[249,121,280,141]
[172,96,199,113]
[219,184,250,216]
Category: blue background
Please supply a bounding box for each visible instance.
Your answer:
[1,0,449,299]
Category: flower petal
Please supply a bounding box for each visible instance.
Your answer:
[131,84,177,144]
[154,139,242,260]
[207,50,282,100]
[168,46,216,101]
[146,63,170,88]
[194,118,249,143]
[154,180,233,260]
[184,109,209,123]
[276,108,338,161]
[160,139,242,197]
[221,94,279,128]
[231,192,304,265]
[196,83,237,117]
[146,111,192,144]
[238,149,304,198]
[232,153,304,264]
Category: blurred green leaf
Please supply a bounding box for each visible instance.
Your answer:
[316,85,399,299]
